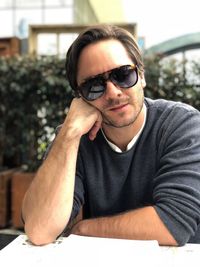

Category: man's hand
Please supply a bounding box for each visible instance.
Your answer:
[64,98,102,141]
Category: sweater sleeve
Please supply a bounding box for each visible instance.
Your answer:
[69,149,85,221]
[153,105,200,246]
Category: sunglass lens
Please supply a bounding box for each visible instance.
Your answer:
[80,80,105,101]
[111,66,137,88]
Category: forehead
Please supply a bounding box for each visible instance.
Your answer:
[77,39,132,84]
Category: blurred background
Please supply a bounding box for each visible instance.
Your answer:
[0,0,200,231]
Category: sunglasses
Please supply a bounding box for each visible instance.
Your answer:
[77,64,138,101]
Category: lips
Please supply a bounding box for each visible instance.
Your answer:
[109,103,128,111]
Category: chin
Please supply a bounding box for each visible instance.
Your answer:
[103,117,137,128]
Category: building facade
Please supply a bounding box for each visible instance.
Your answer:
[0,0,126,56]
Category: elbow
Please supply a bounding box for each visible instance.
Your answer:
[29,235,55,247]
[24,222,57,246]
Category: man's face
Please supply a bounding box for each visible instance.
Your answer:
[77,39,146,129]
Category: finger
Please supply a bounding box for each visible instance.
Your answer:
[89,115,102,140]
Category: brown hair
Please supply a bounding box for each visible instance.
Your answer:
[65,24,144,95]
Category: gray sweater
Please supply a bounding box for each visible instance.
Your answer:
[68,98,200,245]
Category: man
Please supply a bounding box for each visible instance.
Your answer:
[22,24,200,246]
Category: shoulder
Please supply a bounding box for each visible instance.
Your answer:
[145,97,200,124]
[145,97,199,115]
[143,98,200,145]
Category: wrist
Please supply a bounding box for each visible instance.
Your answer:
[58,123,83,144]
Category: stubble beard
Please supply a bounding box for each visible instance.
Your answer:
[102,96,144,128]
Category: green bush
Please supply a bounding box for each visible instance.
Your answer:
[0,56,73,171]
[144,55,200,110]
[0,54,200,171]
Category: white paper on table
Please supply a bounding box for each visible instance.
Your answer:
[0,234,161,267]
[160,243,200,267]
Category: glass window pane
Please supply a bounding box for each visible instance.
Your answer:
[45,0,73,7]
[186,49,200,61]
[59,33,78,57]
[37,33,57,55]
[44,7,73,23]
[15,0,42,8]
[15,9,43,38]
[0,0,12,8]
[0,10,13,37]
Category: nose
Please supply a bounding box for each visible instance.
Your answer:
[104,81,123,100]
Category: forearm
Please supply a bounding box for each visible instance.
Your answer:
[22,128,80,245]
[23,99,102,245]
[71,206,177,246]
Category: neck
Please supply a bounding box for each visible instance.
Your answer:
[102,105,146,151]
